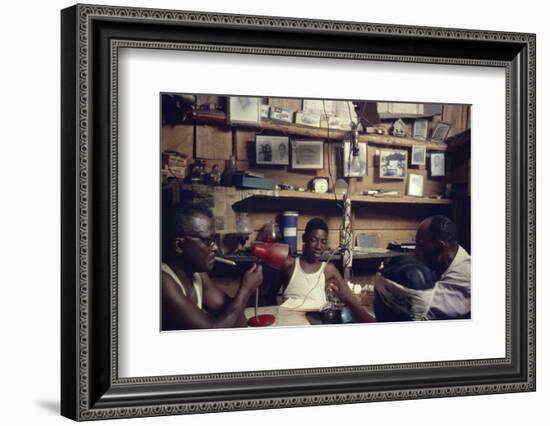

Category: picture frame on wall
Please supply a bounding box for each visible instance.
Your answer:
[379,149,408,179]
[413,118,429,139]
[430,152,446,177]
[61,4,535,421]
[411,145,427,166]
[430,121,451,143]
[228,96,260,125]
[255,135,289,165]
[407,173,425,197]
[291,140,324,169]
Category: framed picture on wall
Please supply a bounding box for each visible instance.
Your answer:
[430,121,451,143]
[413,118,429,139]
[430,152,446,177]
[61,4,535,421]
[411,145,427,165]
[407,173,424,197]
[228,96,260,125]
[379,149,408,179]
[291,140,324,169]
[256,135,289,165]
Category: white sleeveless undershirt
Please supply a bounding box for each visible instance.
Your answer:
[283,259,327,306]
[161,262,203,309]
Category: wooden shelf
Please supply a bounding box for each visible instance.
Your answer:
[351,193,451,205]
[176,184,453,206]
[188,112,448,151]
[247,189,452,206]
[222,250,411,263]
[361,134,447,151]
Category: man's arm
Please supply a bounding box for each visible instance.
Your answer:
[162,263,263,330]
[200,273,248,327]
[324,263,376,323]
[425,278,471,320]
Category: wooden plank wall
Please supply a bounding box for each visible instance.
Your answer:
[161,97,468,253]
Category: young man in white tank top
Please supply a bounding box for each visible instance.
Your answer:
[281,218,345,309]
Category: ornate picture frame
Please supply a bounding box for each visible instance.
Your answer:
[61,4,535,421]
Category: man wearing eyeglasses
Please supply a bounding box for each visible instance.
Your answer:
[161,202,263,330]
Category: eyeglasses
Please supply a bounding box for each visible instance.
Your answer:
[183,235,218,249]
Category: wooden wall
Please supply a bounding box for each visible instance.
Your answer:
[161,97,468,253]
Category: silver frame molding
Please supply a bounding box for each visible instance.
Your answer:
[61,4,536,421]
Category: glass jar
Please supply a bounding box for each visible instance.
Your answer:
[236,212,252,237]
[221,155,237,186]
[209,164,221,185]
[189,159,207,184]
[257,222,282,243]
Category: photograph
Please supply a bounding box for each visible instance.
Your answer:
[60,4,536,420]
[431,152,446,176]
[379,149,408,179]
[407,173,424,197]
[228,96,260,125]
[160,93,470,331]
[256,135,289,165]
[431,121,451,143]
[413,119,429,139]
[291,140,324,169]
[411,145,427,165]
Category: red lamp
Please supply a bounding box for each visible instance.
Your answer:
[247,243,289,327]
[251,243,289,270]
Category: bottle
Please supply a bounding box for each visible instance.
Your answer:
[221,155,237,186]
[236,212,252,249]
[209,164,221,185]
[189,159,206,184]
[257,222,282,243]
[282,211,299,255]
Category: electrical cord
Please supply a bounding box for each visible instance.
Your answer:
[323,100,345,214]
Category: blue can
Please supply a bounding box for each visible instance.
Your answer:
[282,211,299,255]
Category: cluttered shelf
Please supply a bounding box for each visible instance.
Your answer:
[187,112,449,151]
[221,249,411,264]
[173,184,453,206]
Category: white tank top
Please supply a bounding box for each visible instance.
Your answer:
[283,259,327,306]
[161,262,203,309]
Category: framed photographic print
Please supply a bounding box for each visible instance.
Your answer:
[291,140,324,169]
[430,152,446,177]
[379,149,408,179]
[431,121,451,143]
[407,173,424,197]
[256,135,289,165]
[343,141,367,177]
[228,96,260,125]
[61,4,535,421]
[411,145,427,165]
[303,99,336,116]
[413,119,429,139]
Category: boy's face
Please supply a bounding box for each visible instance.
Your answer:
[302,229,328,261]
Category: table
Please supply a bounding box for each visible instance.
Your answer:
[244,306,312,327]
[244,303,376,327]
